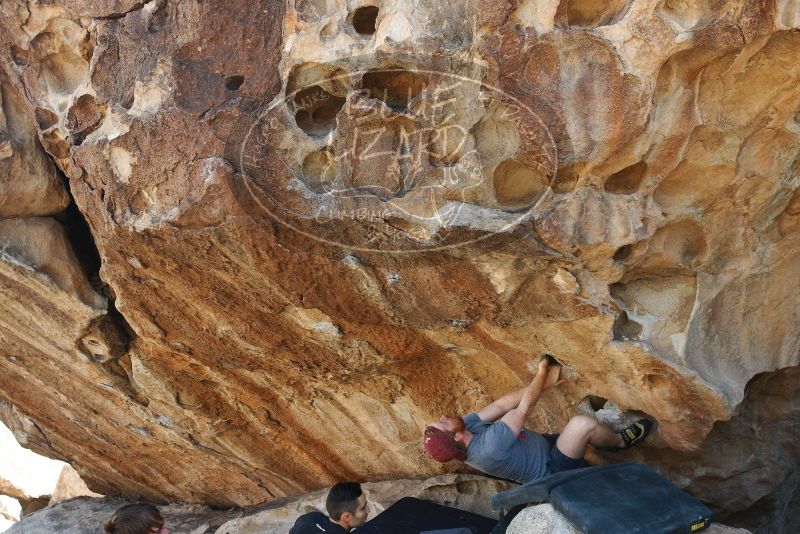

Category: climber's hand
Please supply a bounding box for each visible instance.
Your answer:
[536,357,550,376]
[543,364,567,389]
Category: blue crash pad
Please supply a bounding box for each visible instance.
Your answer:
[492,463,712,534]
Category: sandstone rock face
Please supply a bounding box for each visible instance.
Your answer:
[0,0,798,529]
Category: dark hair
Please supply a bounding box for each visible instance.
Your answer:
[326,482,363,521]
[104,503,163,534]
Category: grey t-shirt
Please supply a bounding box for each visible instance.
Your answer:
[463,412,550,484]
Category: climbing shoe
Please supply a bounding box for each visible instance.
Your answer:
[620,419,653,449]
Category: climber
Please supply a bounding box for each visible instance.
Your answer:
[290,482,370,533]
[423,356,652,484]
[104,503,169,534]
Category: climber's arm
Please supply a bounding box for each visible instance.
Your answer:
[475,357,564,423]
[474,386,528,423]
[497,361,566,436]
[499,362,550,436]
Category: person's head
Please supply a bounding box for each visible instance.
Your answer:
[326,482,369,530]
[423,416,468,463]
[104,503,168,534]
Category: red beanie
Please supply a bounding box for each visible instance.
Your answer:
[423,426,467,462]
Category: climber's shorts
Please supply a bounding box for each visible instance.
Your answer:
[543,433,585,474]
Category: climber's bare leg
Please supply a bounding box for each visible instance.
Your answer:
[555,416,624,458]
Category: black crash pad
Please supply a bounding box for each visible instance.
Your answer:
[353,497,498,534]
[492,463,712,534]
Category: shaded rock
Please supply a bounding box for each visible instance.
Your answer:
[0,67,69,217]
[19,496,50,517]
[618,365,800,531]
[0,217,105,309]
[723,468,800,534]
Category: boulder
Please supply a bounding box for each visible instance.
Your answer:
[49,465,103,506]
[0,0,797,529]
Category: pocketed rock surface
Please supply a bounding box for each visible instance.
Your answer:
[0,0,798,528]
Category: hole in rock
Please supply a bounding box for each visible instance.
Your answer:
[604,161,647,195]
[552,164,579,193]
[609,281,625,300]
[616,220,707,280]
[10,45,29,66]
[543,353,559,366]
[39,50,89,96]
[361,68,428,112]
[352,6,379,35]
[587,395,608,411]
[562,0,629,27]
[612,310,641,341]
[56,190,101,281]
[653,219,707,268]
[613,243,633,263]
[286,62,350,96]
[224,75,245,91]
[657,0,712,30]
[302,149,338,192]
[293,86,345,137]
[493,159,549,209]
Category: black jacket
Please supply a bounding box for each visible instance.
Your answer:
[289,511,348,534]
